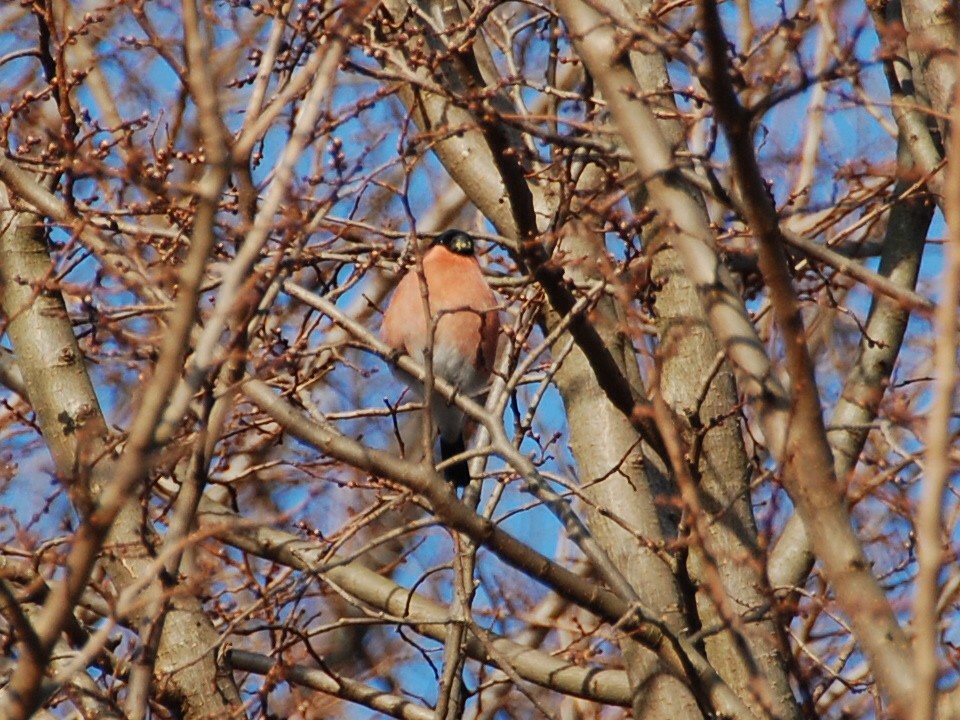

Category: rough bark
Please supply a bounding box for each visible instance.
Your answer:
[553,216,702,720]
[0,206,242,718]
[621,1,801,716]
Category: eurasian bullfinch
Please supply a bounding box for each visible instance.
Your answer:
[381,230,500,485]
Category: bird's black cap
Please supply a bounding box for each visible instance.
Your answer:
[432,229,475,256]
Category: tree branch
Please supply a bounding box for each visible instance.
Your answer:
[911,51,960,720]
[198,494,633,705]
[243,376,759,720]
[229,649,435,720]
[697,0,915,712]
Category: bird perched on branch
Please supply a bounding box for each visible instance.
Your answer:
[381,230,500,486]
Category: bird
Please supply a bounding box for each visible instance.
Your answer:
[381,230,500,486]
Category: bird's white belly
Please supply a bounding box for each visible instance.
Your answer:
[430,342,484,394]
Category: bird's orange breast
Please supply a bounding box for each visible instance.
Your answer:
[381,246,500,385]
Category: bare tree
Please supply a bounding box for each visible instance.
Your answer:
[0,0,956,718]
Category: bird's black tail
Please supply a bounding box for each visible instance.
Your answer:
[439,435,471,487]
